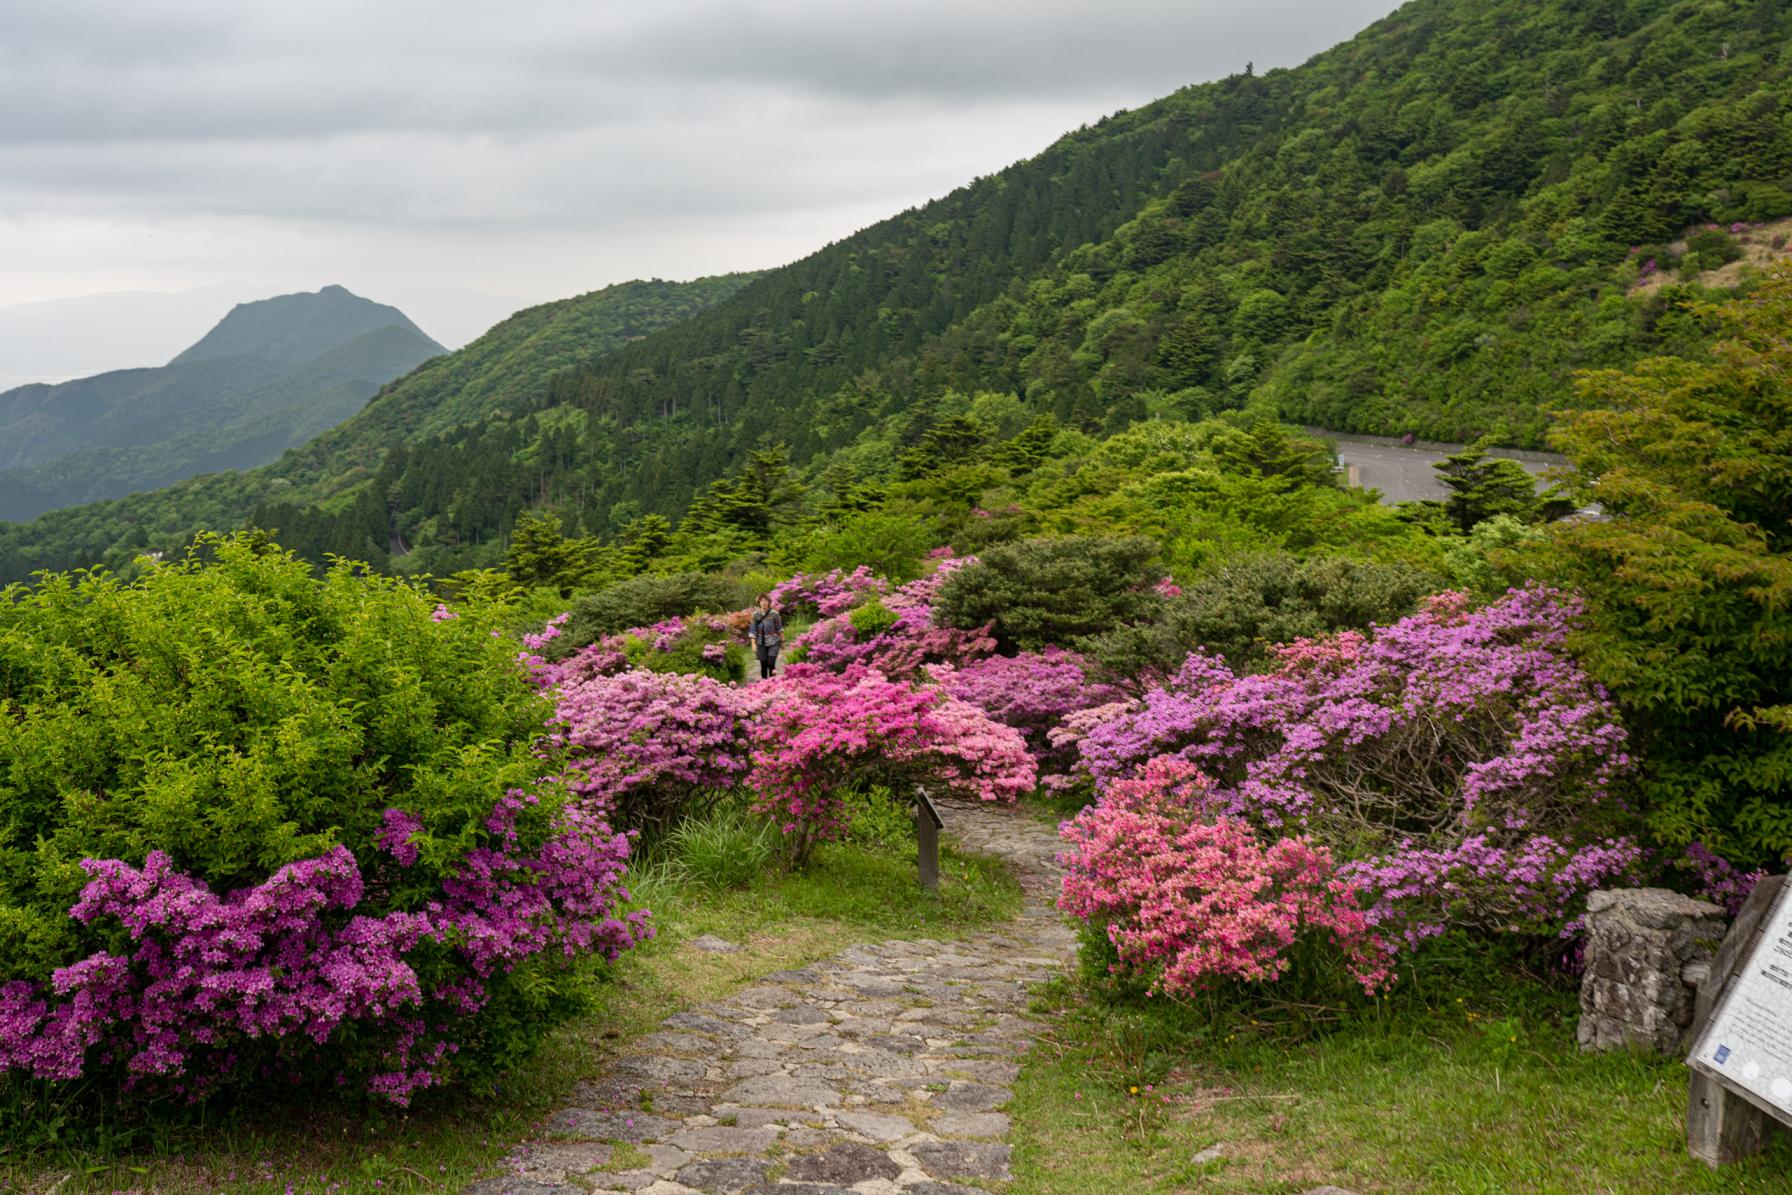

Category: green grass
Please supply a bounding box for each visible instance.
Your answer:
[1009,963,1792,1195]
[0,830,1020,1194]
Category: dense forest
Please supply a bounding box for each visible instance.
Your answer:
[1,0,1789,582]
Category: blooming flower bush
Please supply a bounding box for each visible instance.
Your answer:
[747,666,1035,860]
[0,537,648,1106]
[1058,758,1393,997]
[936,647,1120,774]
[793,557,996,677]
[766,565,889,618]
[553,668,755,827]
[1068,588,1640,942]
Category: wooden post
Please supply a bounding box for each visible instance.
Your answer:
[1687,875,1788,1167]
[915,787,942,891]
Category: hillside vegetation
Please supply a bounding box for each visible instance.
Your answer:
[0,275,758,580]
[0,287,444,522]
[1,0,1790,583]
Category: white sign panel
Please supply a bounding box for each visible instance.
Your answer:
[1691,884,1792,1124]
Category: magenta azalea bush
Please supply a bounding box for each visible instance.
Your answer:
[794,557,997,677]
[1059,758,1393,997]
[0,540,648,1106]
[553,668,755,827]
[936,647,1120,774]
[766,565,889,618]
[1064,588,1641,944]
[747,666,1036,859]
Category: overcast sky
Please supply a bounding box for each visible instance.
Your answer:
[2,0,1398,349]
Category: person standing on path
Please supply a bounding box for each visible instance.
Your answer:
[750,593,783,680]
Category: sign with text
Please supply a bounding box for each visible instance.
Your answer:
[1690,882,1792,1126]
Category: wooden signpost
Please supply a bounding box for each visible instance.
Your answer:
[1686,874,1792,1166]
[914,786,943,891]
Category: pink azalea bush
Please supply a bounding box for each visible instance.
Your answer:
[1066,588,1641,943]
[1059,758,1393,997]
[766,565,889,618]
[935,647,1121,773]
[794,557,997,677]
[1,793,645,1105]
[552,669,755,827]
[747,666,1036,859]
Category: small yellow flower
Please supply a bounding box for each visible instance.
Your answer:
[1129,1086,1139,1094]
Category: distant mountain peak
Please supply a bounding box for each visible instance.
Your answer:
[170,286,445,369]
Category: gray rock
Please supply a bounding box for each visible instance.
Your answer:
[614,1055,709,1084]
[834,1110,916,1142]
[910,1141,1013,1180]
[931,1111,1009,1138]
[580,1171,659,1192]
[688,934,743,953]
[665,1124,782,1153]
[782,1142,902,1184]
[673,1157,774,1191]
[1192,1143,1226,1164]
[929,1081,1012,1112]
[772,1005,833,1025]
[721,1074,842,1108]
[464,1181,583,1195]
[543,1109,678,1142]
[663,1012,738,1036]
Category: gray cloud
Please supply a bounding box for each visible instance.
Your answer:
[1,0,1398,347]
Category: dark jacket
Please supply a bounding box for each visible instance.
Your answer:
[751,608,784,652]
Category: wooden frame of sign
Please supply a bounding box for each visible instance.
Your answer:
[1685,874,1792,1166]
[914,787,944,891]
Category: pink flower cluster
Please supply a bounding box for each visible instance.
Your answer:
[0,793,647,1104]
[1681,842,1767,917]
[1067,588,1640,941]
[552,669,755,825]
[1058,758,1393,996]
[935,648,1120,772]
[795,558,997,677]
[747,666,1036,858]
[767,566,889,617]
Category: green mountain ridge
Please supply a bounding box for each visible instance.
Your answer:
[0,274,762,578]
[2,0,1789,581]
[0,286,449,522]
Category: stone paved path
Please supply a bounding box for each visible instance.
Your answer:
[467,798,1072,1195]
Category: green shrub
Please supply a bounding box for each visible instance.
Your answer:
[1078,552,1436,684]
[848,597,900,638]
[563,572,749,648]
[934,535,1162,652]
[802,512,934,583]
[1683,227,1744,275]
[0,535,631,1104]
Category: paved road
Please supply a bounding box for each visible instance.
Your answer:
[1318,431,1568,505]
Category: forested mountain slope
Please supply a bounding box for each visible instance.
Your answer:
[0,275,758,579]
[3,0,1789,582]
[0,287,445,521]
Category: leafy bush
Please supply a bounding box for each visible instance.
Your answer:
[0,537,647,1105]
[748,666,1036,861]
[555,668,754,830]
[1537,266,1792,869]
[1072,588,1640,943]
[1079,553,1435,685]
[563,572,749,648]
[801,512,934,583]
[1059,758,1392,998]
[1682,226,1744,275]
[934,535,1162,652]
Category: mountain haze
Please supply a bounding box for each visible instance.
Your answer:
[1,0,1789,581]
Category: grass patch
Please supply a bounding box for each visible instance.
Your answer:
[0,833,1019,1194]
[1009,960,1792,1194]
